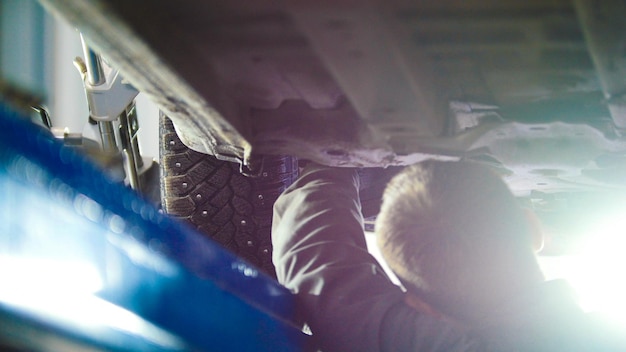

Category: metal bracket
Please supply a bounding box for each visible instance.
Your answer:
[77,35,143,190]
[31,106,52,129]
[119,103,143,190]
[239,156,265,178]
[76,35,139,122]
[80,64,139,122]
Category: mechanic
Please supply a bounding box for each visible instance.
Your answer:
[272,160,626,351]
[272,161,488,351]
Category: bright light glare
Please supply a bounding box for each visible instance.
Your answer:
[365,231,401,285]
[0,255,184,349]
[0,256,103,294]
[0,255,104,327]
[539,214,626,328]
[0,288,184,348]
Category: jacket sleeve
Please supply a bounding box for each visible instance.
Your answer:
[272,164,489,352]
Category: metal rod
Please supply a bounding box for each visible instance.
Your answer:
[119,107,141,190]
[98,120,118,153]
[80,34,104,86]
[80,34,121,151]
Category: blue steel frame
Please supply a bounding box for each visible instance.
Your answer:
[0,101,308,351]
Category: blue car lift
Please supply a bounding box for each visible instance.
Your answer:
[0,101,309,351]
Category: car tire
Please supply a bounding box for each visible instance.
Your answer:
[159,115,298,277]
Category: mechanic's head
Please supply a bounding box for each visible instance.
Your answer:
[375,160,544,324]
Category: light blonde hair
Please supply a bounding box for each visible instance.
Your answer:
[376,160,539,320]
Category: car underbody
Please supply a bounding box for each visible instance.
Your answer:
[38,0,626,253]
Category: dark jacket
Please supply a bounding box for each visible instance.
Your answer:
[272,164,626,351]
[272,164,488,351]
